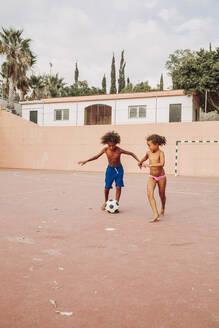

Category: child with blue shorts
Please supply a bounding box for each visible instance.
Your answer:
[78,131,140,210]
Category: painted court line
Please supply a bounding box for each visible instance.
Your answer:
[167,191,202,196]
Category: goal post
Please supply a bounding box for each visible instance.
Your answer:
[175,140,219,176]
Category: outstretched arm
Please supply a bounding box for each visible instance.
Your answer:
[120,148,140,162]
[138,153,149,168]
[78,148,106,166]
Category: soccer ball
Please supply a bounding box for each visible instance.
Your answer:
[105,199,119,213]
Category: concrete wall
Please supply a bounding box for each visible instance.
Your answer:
[0,98,22,115]
[21,95,195,126]
[200,111,219,121]
[1,106,219,177]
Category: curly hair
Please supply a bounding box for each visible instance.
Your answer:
[101,131,121,144]
[147,134,166,146]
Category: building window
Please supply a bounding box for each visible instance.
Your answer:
[63,109,69,120]
[128,105,146,119]
[139,106,146,118]
[54,109,69,121]
[169,104,182,122]
[30,111,38,124]
[129,106,137,118]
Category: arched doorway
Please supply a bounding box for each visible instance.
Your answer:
[84,104,112,125]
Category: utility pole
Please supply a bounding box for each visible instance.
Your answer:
[204,90,208,113]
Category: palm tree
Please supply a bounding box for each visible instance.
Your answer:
[44,73,66,98]
[28,74,45,100]
[0,27,36,110]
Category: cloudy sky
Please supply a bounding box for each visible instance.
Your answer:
[0,0,218,90]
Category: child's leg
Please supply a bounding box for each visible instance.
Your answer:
[105,188,110,202]
[101,188,110,210]
[147,177,159,222]
[115,166,124,203]
[158,177,166,216]
[103,165,114,210]
[115,187,121,202]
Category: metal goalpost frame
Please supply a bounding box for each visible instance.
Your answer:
[175,140,219,176]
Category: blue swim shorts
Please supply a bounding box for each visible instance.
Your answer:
[105,165,124,189]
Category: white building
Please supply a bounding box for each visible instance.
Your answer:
[20,89,200,126]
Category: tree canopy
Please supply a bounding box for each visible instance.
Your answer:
[166,47,219,112]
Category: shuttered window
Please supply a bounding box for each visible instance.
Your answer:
[169,104,182,122]
[84,104,112,125]
[139,106,146,118]
[54,109,69,121]
[128,105,146,119]
[63,109,69,120]
[129,107,137,118]
[30,111,38,124]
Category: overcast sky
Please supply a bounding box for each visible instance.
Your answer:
[0,0,218,90]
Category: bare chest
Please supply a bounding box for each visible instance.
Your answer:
[106,149,121,161]
[149,152,160,163]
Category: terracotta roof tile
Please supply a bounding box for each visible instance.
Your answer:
[21,89,185,106]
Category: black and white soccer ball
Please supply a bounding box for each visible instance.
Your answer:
[105,199,119,213]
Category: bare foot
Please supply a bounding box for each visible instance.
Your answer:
[160,209,165,216]
[101,203,106,211]
[149,215,160,223]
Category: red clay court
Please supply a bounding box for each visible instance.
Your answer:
[0,168,219,328]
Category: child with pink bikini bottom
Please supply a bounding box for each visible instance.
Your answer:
[138,134,167,222]
[149,174,166,182]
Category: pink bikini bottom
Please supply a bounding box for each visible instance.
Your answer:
[149,174,166,182]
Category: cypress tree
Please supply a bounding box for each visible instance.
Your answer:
[102,74,107,94]
[110,53,117,94]
[160,73,164,90]
[118,50,126,93]
[74,62,79,84]
[127,77,130,85]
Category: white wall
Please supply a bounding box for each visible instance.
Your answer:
[157,95,193,123]
[21,94,195,126]
[22,104,44,125]
[115,97,154,124]
[43,102,77,126]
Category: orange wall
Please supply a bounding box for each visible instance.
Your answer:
[0,108,219,177]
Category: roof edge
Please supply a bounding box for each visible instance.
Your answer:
[20,89,186,106]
